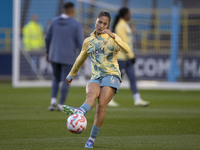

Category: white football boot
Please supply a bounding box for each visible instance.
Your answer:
[134,99,149,107]
[108,99,119,107]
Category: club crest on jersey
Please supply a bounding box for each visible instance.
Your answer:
[103,41,107,45]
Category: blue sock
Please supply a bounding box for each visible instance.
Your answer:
[80,103,91,115]
[90,125,100,139]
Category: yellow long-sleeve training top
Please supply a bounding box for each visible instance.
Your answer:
[68,32,133,81]
[115,18,134,60]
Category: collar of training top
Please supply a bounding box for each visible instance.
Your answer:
[61,13,69,19]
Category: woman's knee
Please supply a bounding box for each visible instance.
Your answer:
[96,102,106,113]
[86,91,98,99]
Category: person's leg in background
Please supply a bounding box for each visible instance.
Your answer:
[108,60,126,107]
[108,60,149,107]
[48,62,61,111]
[125,60,149,106]
[57,64,73,111]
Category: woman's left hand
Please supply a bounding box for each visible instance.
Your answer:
[102,29,115,39]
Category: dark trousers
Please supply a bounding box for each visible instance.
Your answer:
[51,62,73,105]
[118,60,138,94]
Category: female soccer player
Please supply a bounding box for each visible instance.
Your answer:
[62,10,133,148]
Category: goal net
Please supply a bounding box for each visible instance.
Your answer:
[12,0,200,90]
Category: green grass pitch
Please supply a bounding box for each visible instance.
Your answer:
[0,83,200,150]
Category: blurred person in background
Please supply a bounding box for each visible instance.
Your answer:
[111,7,149,107]
[23,15,45,73]
[45,2,84,111]
[23,14,45,52]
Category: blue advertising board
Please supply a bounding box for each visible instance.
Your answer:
[134,54,200,81]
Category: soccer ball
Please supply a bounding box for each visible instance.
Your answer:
[66,113,87,134]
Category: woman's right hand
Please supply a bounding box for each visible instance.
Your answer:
[66,77,72,85]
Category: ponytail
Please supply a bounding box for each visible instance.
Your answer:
[112,14,120,32]
[112,7,130,32]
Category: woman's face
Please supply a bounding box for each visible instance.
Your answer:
[95,16,110,35]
